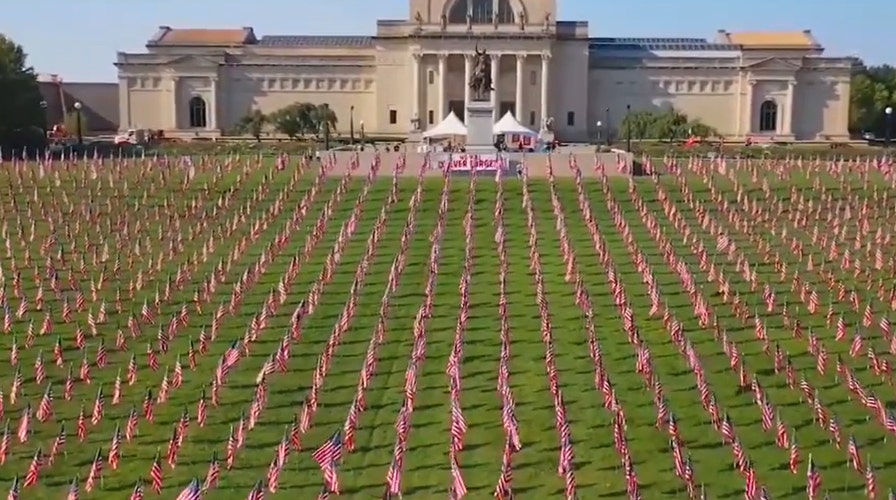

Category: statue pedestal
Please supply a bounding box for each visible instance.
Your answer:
[407,129,422,145]
[465,100,495,153]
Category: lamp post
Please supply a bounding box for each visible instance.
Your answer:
[595,120,603,146]
[349,105,355,145]
[625,104,632,152]
[39,100,48,138]
[322,103,331,151]
[886,106,893,148]
[359,120,365,150]
[604,107,610,146]
[73,101,84,145]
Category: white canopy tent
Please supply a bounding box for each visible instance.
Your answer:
[493,111,537,136]
[422,110,467,138]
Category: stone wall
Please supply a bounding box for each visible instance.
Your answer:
[325,151,633,177]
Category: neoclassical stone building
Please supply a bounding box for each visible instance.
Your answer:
[115,0,855,142]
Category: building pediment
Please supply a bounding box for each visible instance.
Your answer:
[744,57,801,71]
[164,55,222,67]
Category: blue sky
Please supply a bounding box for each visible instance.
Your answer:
[4,0,892,81]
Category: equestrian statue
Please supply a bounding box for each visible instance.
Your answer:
[469,46,493,102]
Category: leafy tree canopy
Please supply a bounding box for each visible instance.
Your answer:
[850,62,896,136]
[620,108,720,142]
[234,110,269,142]
[0,34,46,147]
[269,103,338,140]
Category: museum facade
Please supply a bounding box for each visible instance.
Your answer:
[114,0,856,142]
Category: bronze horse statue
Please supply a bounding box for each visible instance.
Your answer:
[469,46,493,101]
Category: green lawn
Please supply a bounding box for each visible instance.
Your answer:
[0,156,893,499]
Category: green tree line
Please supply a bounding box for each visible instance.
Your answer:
[234,103,338,142]
[0,34,47,150]
[850,64,896,136]
[619,108,720,142]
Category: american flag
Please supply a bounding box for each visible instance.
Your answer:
[66,476,79,500]
[84,449,102,492]
[6,476,19,500]
[806,453,822,499]
[847,435,863,472]
[23,448,41,487]
[246,480,265,500]
[866,457,877,499]
[450,452,466,499]
[495,440,513,500]
[129,481,144,500]
[174,478,201,500]
[204,451,220,490]
[312,431,343,492]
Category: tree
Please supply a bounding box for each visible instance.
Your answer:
[686,120,720,139]
[64,110,89,137]
[310,103,338,136]
[849,63,895,136]
[270,102,339,140]
[624,111,656,142]
[270,102,316,139]
[0,34,46,148]
[235,110,268,142]
[621,108,702,141]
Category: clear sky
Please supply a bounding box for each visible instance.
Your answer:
[4,0,892,82]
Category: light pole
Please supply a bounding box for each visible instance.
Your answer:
[886,106,893,148]
[604,107,610,145]
[359,120,365,150]
[596,120,603,146]
[322,103,330,151]
[625,104,632,152]
[73,101,84,145]
[39,100,48,138]
[349,105,355,145]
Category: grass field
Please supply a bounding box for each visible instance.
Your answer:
[0,154,894,499]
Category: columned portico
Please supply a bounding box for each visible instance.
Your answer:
[416,50,549,126]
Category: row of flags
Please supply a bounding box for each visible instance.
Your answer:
[0,154,393,497]
[600,155,894,498]
[1,149,896,498]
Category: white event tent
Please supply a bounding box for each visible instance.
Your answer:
[493,111,537,136]
[422,110,467,138]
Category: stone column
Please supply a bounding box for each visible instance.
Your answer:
[540,52,551,128]
[437,53,447,120]
[411,53,422,126]
[118,77,131,130]
[515,53,525,120]
[735,75,743,137]
[745,80,755,135]
[490,53,500,122]
[464,53,473,123]
[209,77,218,130]
[169,76,179,129]
[783,80,796,135]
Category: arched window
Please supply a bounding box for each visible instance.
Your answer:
[447,0,515,24]
[189,96,207,128]
[759,100,777,132]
